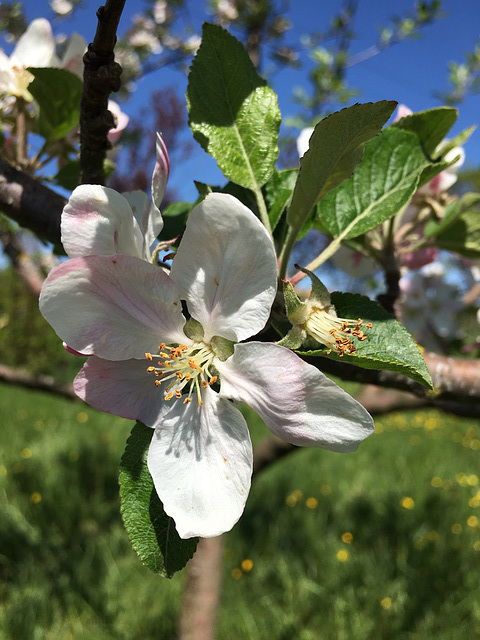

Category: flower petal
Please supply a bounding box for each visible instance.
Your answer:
[39,254,189,360]
[216,342,374,452]
[147,387,253,539]
[170,193,277,343]
[61,185,145,259]
[74,356,167,425]
[11,19,56,68]
[152,132,169,213]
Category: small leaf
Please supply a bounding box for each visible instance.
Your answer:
[424,193,480,238]
[435,203,480,258]
[392,106,458,156]
[28,67,82,142]
[317,127,428,239]
[287,101,397,230]
[265,168,297,231]
[119,422,198,577]
[54,160,80,190]
[298,292,432,388]
[187,23,280,190]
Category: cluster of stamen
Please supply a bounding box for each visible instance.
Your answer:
[145,342,217,406]
[305,308,373,356]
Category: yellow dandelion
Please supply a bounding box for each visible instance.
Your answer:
[380,597,392,609]
[305,497,318,509]
[468,497,480,508]
[336,549,349,562]
[341,532,353,544]
[21,448,32,459]
[467,516,479,528]
[451,523,463,534]
[473,541,480,552]
[431,476,443,488]
[241,559,253,572]
[77,411,88,423]
[30,492,42,504]
[400,496,415,510]
[427,530,439,542]
[231,568,243,580]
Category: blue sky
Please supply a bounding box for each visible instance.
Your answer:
[13,1,480,199]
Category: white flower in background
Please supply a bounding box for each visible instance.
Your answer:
[54,32,87,77]
[153,1,167,24]
[0,18,56,102]
[40,191,374,539]
[296,126,314,159]
[183,35,201,54]
[215,0,239,23]
[50,0,74,16]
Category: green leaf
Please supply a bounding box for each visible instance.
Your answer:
[265,168,297,231]
[317,127,428,239]
[298,292,432,388]
[54,160,80,190]
[119,422,198,577]
[287,101,397,230]
[28,67,82,142]
[161,201,193,241]
[424,193,480,238]
[392,106,458,155]
[187,23,280,190]
[434,200,480,257]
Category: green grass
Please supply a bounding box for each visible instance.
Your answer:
[1,383,480,639]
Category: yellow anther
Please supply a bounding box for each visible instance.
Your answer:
[155,380,161,387]
[165,392,174,401]
[209,376,218,385]
[159,343,166,350]
[145,353,153,360]
[183,397,192,404]
[175,390,182,399]
[147,366,156,373]
[176,372,184,379]
[202,380,208,389]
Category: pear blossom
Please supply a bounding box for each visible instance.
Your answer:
[40,191,374,539]
[0,18,56,102]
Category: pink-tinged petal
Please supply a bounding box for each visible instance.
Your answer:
[122,190,152,257]
[394,104,413,122]
[11,19,56,68]
[60,32,86,77]
[147,387,253,539]
[107,100,129,144]
[216,342,374,452]
[63,342,88,357]
[61,185,145,259]
[152,132,170,211]
[74,356,167,425]
[170,193,277,343]
[39,254,189,360]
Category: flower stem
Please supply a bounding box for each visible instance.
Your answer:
[254,186,272,238]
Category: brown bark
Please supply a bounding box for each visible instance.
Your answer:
[178,536,224,640]
[0,158,65,244]
[80,0,126,184]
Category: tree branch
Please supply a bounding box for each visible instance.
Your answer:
[0,158,65,244]
[0,364,76,400]
[80,0,126,184]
